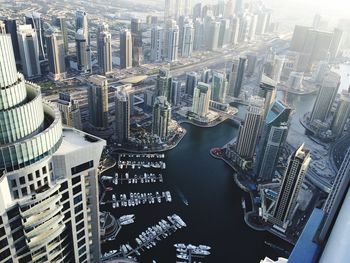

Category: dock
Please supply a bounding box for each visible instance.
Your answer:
[102,172,163,185]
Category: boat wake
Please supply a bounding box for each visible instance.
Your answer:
[176,188,189,206]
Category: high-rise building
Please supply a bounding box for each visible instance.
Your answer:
[248,14,258,41]
[0,33,105,263]
[131,18,143,66]
[331,89,350,137]
[211,71,227,103]
[329,28,343,60]
[151,26,163,62]
[52,16,68,55]
[46,30,66,80]
[88,75,109,129]
[152,96,172,141]
[75,10,89,36]
[115,85,132,143]
[164,0,174,19]
[192,3,202,20]
[206,20,220,51]
[201,67,212,83]
[166,21,179,62]
[255,12,269,35]
[230,16,240,45]
[262,49,285,83]
[227,57,246,98]
[120,29,133,69]
[236,96,264,159]
[156,68,172,101]
[17,25,41,78]
[97,23,112,74]
[181,20,194,57]
[171,79,181,106]
[174,0,185,19]
[75,29,91,73]
[246,52,257,77]
[312,61,330,84]
[185,71,198,96]
[57,92,83,130]
[268,144,311,230]
[218,19,229,48]
[309,72,340,123]
[192,82,211,118]
[193,18,204,51]
[255,101,291,182]
[3,19,21,62]
[234,0,245,15]
[259,75,277,119]
[25,12,45,60]
[237,15,251,42]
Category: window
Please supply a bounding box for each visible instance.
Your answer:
[64,211,71,221]
[63,201,70,211]
[76,213,83,223]
[35,170,40,178]
[0,248,10,260]
[42,166,47,174]
[75,204,83,214]
[10,217,21,231]
[12,229,23,241]
[49,163,53,171]
[19,177,25,185]
[76,221,84,232]
[77,229,85,240]
[27,173,33,181]
[44,177,48,183]
[37,180,42,187]
[78,238,85,248]
[13,190,19,199]
[62,192,69,201]
[0,238,7,250]
[72,175,81,186]
[79,251,87,263]
[0,227,5,236]
[60,181,68,191]
[21,187,27,196]
[11,180,17,188]
[73,185,82,196]
[74,195,82,205]
[29,184,34,192]
[71,161,93,175]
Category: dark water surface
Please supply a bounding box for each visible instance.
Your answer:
[101,120,293,263]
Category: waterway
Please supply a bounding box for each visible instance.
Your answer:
[101,120,293,263]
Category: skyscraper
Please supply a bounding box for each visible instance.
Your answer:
[120,29,133,69]
[152,96,172,141]
[151,26,164,62]
[329,28,343,60]
[131,18,143,66]
[25,12,45,60]
[17,25,41,78]
[192,82,211,118]
[255,100,291,182]
[115,85,132,143]
[206,20,220,51]
[227,57,246,98]
[236,96,264,159]
[53,16,69,55]
[166,21,179,62]
[246,52,257,77]
[0,33,105,263]
[181,20,194,57]
[259,74,277,120]
[269,144,311,230]
[218,19,230,48]
[331,89,350,137]
[234,0,245,15]
[171,79,182,106]
[185,71,198,96]
[97,23,113,74]
[193,18,204,51]
[75,10,89,36]
[309,72,340,123]
[57,92,83,130]
[262,49,285,83]
[156,68,172,101]
[3,19,21,62]
[46,30,66,80]
[75,28,91,73]
[230,16,240,45]
[211,71,227,103]
[88,75,109,129]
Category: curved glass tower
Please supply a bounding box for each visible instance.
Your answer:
[0,34,105,262]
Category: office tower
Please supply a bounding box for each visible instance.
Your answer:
[178,15,186,52]
[88,75,109,129]
[259,74,277,119]
[152,96,172,141]
[224,0,234,18]
[313,61,330,84]
[230,16,240,45]
[286,72,304,91]
[193,18,204,51]
[268,145,311,230]
[0,33,105,263]
[331,89,350,138]
[53,16,68,55]
[234,0,245,15]
[75,29,91,72]
[3,19,21,62]
[57,92,83,130]
[25,12,45,60]
[248,14,258,41]
[164,0,174,19]
[211,71,227,103]
[131,18,143,66]
[238,15,251,42]
[206,20,220,51]
[255,101,291,182]
[246,52,257,77]
[184,0,192,16]
[75,10,88,35]
[236,96,264,159]
[151,16,158,25]
[17,25,41,78]
[175,0,185,19]
[46,30,66,80]
[262,49,285,83]
[185,71,198,96]
[227,57,246,98]
[97,23,112,74]
[166,22,179,62]
[256,12,268,35]
[329,28,343,60]
[156,68,172,101]
[192,3,202,19]
[310,72,340,123]
[115,85,132,143]
[120,29,132,69]
[181,20,194,57]
[171,79,181,106]
[151,26,163,62]
[192,82,211,117]
[201,68,212,83]
[218,19,229,48]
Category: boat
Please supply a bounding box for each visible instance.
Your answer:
[176,254,189,260]
[192,249,211,255]
[119,214,135,221]
[120,219,135,225]
[126,244,132,251]
[177,248,187,253]
[198,245,211,250]
[174,243,186,249]
[241,197,246,210]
